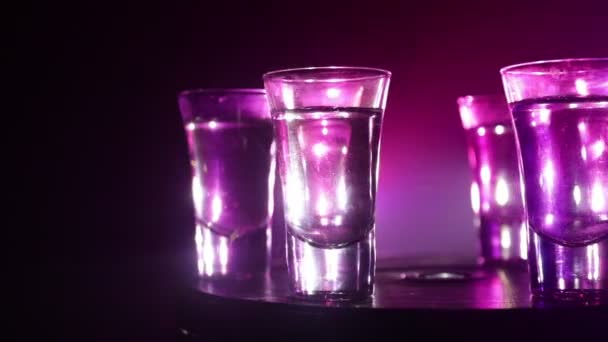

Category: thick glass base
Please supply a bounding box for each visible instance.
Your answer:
[195,222,270,279]
[532,289,608,307]
[528,229,607,305]
[478,217,528,267]
[286,228,375,302]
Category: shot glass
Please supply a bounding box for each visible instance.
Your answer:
[178,89,275,279]
[457,95,527,266]
[500,58,608,302]
[263,67,391,301]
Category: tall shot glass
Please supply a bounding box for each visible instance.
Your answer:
[501,58,608,303]
[263,67,391,301]
[178,89,275,279]
[457,95,527,266]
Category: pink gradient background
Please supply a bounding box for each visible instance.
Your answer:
[25,1,608,337]
[30,1,608,267]
[167,7,608,262]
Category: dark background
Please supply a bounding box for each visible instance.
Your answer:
[20,0,608,339]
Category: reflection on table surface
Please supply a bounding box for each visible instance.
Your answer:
[194,260,536,309]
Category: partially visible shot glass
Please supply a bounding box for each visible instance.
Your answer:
[264,67,391,301]
[501,58,608,303]
[457,95,527,266]
[178,89,275,279]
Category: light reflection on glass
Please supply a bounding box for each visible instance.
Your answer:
[494,124,505,135]
[284,112,297,121]
[326,88,340,99]
[285,174,306,224]
[459,105,474,128]
[203,227,215,277]
[470,181,480,214]
[591,181,606,213]
[573,185,582,206]
[301,242,318,294]
[333,215,343,226]
[268,143,276,218]
[534,233,544,283]
[192,176,204,218]
[575,78,590,96]
[313,142,329,157]
[219,238,229,275]
[593,244,600,281]
[538,108,551,124]
[540,160,555,192]
[581,146,588,161]
[282,85,295,109]
[578,121,587,132]
[495,177,510,206]
[316,193,329,216]
[211,194,222,223]
[195,224,203,254]
[480,165,491,185]
[325,248,339,282]
[590,140,605,160]
[500,225,512,249]
[519,223,528,260]
[587,244,594,281]
[544,213,555,225]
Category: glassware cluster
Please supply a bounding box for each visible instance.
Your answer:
[178,59,607,303]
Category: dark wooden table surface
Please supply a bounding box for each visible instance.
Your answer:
[177,262,607,339]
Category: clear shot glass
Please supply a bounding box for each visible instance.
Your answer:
[457,95,527,266]
[263,67,391,301]
[178,89,275,279]
[501,58,608,303]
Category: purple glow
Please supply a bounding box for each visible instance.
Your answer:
[326,87,340,99]
[575,79,590,96]
[590,140,605,160]
[265,66,390,300]
[277,109,376,246]
[502,58,608,297]
[178,89,274,278]
[540,160,556,192]
[591,181,605,213]
[457,95,526,265]
[470,181,480,214]
[512,99,608,246]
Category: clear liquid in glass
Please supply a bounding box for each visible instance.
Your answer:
[186,120,275,277]
[273,107,381,300]
[464,121,527,265]
[511,96,608,301]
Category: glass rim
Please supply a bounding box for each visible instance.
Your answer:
[500,57,608,76]
[456,94,507,105]
[263,66,391,83]
[178,88,266,97]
